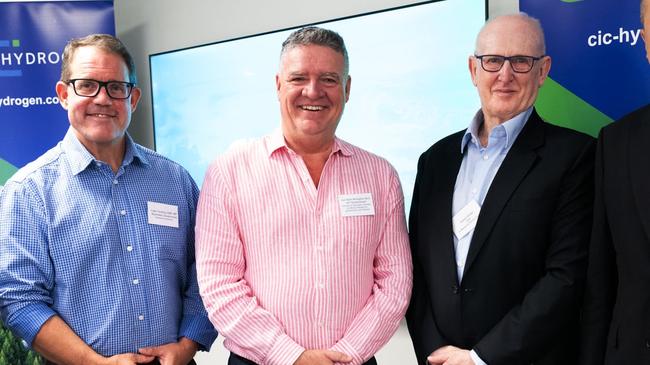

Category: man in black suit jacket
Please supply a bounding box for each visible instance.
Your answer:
[407,13,594,365]
[580,1,650,363]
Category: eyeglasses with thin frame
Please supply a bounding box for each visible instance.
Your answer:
[474,54,546,73]
[66,78,135,99]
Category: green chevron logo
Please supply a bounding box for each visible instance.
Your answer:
[0,158,18,185]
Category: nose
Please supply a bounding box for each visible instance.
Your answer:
[497,60,515,80]
[302,79,323,99]
[93,85,113,104]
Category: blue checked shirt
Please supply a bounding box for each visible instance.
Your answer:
[0,129,217,356]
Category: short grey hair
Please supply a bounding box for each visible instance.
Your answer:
[281,26,349,76]
[61,33,137,84]
[475,12,546,55]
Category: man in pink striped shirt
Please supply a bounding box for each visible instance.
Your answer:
[195,27,412,365]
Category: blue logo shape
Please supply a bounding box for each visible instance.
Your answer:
[0,38,23,77]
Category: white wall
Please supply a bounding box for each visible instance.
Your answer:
[114,0,517,148]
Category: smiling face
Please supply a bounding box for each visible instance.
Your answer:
[55,46,141,155]
[469,15,551,125]
[276,44,350,149]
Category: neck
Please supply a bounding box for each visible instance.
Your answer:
[284,134,334,188]
[83,139,126,173]
[478,117,501,148]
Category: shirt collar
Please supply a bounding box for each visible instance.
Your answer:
[62,128,149,175]
[460,107,532,153]
[266,129,353,158]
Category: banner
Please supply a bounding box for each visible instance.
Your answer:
[520,0,650,136]
[0,1,115,185]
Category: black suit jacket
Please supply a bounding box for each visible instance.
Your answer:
[407,109,594,365]
[580,104,650,364]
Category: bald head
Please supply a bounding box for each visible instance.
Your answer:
[475,13,546,56]
[469,12,551,125]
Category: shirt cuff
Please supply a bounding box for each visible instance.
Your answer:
[470,349,487,365]
[264,333,305,365]
[330,338,363,365]
[178,313,218,351]
[5,302,56,347]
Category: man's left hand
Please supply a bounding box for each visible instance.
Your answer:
[138,337,198,365]
[427,345,474,365]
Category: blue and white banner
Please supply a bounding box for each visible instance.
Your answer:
[520,0,650,136]
[0,1,115,184]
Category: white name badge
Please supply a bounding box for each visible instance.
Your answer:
[452,200,481,239]
[147,201,179,228]
[338,193,375,217]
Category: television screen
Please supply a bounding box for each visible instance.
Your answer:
[150,0,485,213]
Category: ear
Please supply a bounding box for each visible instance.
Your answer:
[275,74,281,99]
[468,55,478,87]
[344,75,351,102]
[129,86,141,112]
[55,81,70,110]
[537,55,552,87]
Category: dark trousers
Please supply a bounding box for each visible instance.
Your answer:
[45,359,196,365]
[229,352,378,365]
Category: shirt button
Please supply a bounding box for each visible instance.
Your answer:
[113,179,118,185]
[132,278,139,285]
[318,283,325,289]
[316,246,324,251]
[138,315,144,321]
[483,154,489,160]
[120,210,127,216]
[126,245,133,252]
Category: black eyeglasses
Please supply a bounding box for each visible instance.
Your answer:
[67,78,135,99]
[474,54,546,73]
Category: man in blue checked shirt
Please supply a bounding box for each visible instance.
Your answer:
[0,34,216,365]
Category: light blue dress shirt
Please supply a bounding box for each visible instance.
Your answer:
[0,129,217,356]
[452,108,531,365]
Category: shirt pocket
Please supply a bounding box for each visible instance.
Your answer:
[145,223,188,263]
[342,214,380,261]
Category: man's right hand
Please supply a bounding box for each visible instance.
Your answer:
[294,349,353,365]
[99,353,156,365]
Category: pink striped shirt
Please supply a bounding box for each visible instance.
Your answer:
[195,131,412,365]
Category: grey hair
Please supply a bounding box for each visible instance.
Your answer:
[61,33,137,84]
[280,26,349,76]
[475,12,546,55]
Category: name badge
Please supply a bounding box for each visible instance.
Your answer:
[338,193,375,217]
[147,201,179,228]
[452,200,480,239]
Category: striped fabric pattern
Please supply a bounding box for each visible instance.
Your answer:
[196,131,412,365]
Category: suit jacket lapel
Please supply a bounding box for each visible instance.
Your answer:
[629,114,650,242]
[426,132,465,285]
[463,110,545,276]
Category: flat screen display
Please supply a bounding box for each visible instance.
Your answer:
[150,0,485,212]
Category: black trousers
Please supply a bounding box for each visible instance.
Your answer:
[228,352,378,365]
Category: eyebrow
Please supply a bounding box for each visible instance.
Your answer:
[320,72,341,80]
